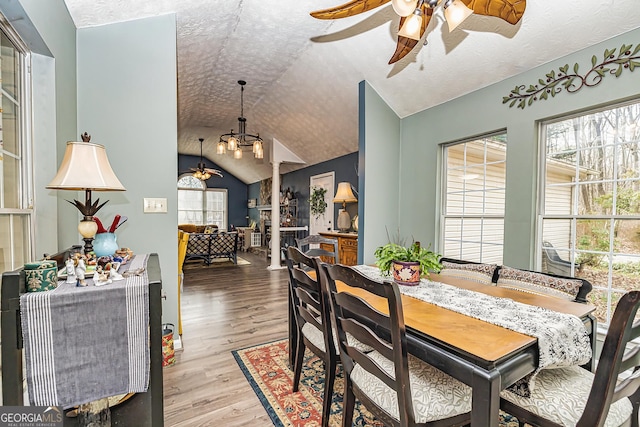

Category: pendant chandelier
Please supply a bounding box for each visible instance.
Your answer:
[217,80,264,160]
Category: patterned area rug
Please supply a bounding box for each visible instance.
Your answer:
[183,256,250,269]
[232,339,522,427]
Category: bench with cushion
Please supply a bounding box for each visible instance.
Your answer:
[184,231,238,265]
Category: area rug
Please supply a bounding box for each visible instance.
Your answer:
[232,339,522,427]
[183,256,250,269]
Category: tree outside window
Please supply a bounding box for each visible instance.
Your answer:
[540,101,640,326]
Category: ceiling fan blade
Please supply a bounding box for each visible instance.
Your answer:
[310,0,391,19]
[462,0,526,25]
[388,6,432,64]
[204,168,223,177]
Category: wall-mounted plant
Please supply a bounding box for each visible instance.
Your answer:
[309,187,328,219]
[503,43,640,109]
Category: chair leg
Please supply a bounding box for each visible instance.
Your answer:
[629,384,640,427]
[292,337,305,393]
[342,376,355,427]
[321,357,337,427]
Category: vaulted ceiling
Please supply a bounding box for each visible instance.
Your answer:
[62,0,640,184]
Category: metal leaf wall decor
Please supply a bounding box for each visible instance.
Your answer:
[503,43,640,109]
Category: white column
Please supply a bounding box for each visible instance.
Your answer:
[268,160,284,270]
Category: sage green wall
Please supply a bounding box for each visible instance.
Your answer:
[359,81,401,265]
[76,15,179,327]
[393,27,640,269]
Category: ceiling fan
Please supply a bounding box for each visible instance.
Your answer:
[310,0,526,64]
[190,138,223,181]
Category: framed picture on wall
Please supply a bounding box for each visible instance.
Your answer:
[248,198,257,208]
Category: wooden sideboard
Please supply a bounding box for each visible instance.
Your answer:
[319,231,358,266]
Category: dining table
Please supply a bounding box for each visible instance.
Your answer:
[295,266,597,427]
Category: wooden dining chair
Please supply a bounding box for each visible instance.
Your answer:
[319,262,472,427]
[296,234,340,264]
[501,290,640,427]
[284,246,339,427]
[496,265,593,303]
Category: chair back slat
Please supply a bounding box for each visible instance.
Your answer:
[320,262,415,425]
[285,246,335,356]
[296,235,340,264]
[577,291,640,427]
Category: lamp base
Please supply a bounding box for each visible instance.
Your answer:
[337,209,351,232]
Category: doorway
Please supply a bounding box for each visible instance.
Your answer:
[309,172,335,236]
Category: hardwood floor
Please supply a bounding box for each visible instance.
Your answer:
[163,251,289,426]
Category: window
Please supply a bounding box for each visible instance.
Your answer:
[177,175,227,230]
[442,134,507,264]
[540,101,640,326]
[0,23,31,275]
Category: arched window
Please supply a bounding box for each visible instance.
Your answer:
[177,174,228,229]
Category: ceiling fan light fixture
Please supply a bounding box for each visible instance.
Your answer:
[216,140,226,154]
[398,7,423,40]
[443,0,473,32]
[392,0,419,17]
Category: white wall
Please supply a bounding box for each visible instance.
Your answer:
[76,15,179,328]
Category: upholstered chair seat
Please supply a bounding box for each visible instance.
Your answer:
[351,350,472,423]
[502,365,632,427]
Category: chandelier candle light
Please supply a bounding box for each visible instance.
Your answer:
[217,80,264,160]
[47,133,126,254]
[333,182,358,232]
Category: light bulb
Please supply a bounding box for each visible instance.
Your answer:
[227,136,237,151]
[216,141,226,154]
[255,146,264,159]
[253,140,262,153]
[398,8,423,40]
[391,0,418,17]
[234,147,242,159]
[444,0,473,32]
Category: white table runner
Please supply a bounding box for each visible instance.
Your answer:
[353,265,592,395]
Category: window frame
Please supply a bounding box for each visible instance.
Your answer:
[177,174,228,230]
[440,132,507,264]
[0,14,34,274]
[537,98,640,327]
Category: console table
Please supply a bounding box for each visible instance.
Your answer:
[1,250,164,426]
[319,231,358,266]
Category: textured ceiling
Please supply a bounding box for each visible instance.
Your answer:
[63,0,640,184]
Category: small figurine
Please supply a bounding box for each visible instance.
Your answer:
[109,262,124,281]
[65,258,76,284]
[74,255,87,287]
[94,265,112,286]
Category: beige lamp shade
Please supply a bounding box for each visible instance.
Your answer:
[46,141,126,191]
[333,182,357,204]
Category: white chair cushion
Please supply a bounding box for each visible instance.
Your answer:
[501,365,633,427]
[350,350,472,423]
[301,322,372,354]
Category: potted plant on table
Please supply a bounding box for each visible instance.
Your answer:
[374,240,442,286]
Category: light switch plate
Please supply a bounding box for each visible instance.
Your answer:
[144,198,167,213]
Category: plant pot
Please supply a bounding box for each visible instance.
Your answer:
[392,260,421,286]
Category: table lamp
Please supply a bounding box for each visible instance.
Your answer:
[47,133,126,254]
[333,182,357,232]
